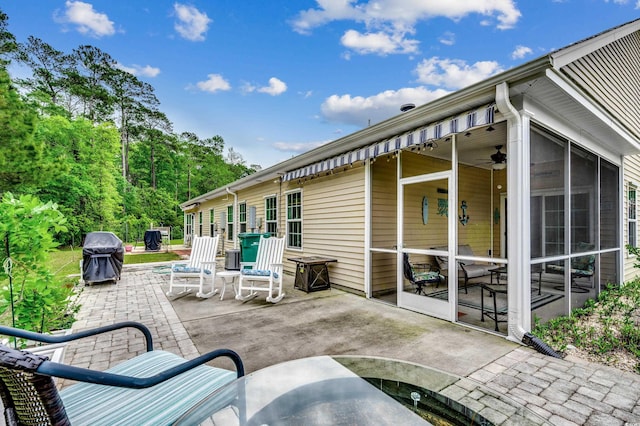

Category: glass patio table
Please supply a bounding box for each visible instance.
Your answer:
[174,355,550,425]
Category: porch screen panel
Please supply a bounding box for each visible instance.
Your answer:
[570,145,597,252]
[401,137,451,178]
[600,160,619,249]
[600,251,619,291]
[371,159,397,248]
[530,129,566,259]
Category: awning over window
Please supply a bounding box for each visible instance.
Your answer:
[282,104,495,182]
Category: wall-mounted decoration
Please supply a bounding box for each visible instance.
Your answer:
[422,196,429,225]
[494,207,500,225]
[437,198,448,217]
[459,200,470,226]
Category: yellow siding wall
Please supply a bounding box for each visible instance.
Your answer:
[191,167,367,292]
[290,167,366,291]
[401,153,449,249]
[457,165,492,256]
[195,180,279,242]
[371,158,397,294]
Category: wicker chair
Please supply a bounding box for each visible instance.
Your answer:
[0,322,244,426]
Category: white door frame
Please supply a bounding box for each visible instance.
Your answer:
[397,170,455,321]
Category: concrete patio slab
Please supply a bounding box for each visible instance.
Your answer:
[59,264,640,425]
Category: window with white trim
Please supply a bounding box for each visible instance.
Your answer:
[209,208,215,236]
[265,196,277,235]
[185,214,193,238]
[239,202,247,233]
[286,191,302,249]
[629,184,637,250]
[198,211,203,236]
[227,205,234,241]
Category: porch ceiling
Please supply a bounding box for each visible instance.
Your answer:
[455,123,508,169]
[510,75,637,155]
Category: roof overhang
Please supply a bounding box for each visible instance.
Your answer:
[181,57,553,208]
[182,18,640,207]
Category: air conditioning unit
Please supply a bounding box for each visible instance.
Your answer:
[225,249,240,271]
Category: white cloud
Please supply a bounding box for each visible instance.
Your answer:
[57,1,115,37]
[438,31,455,46]
[321,54,505,127]
[340,29,418,55]
[320,86,450,127]
[243,78,288,96]
[415,57,504,90]
[116,63,161,77]
[241,82,257,93]
[258,77,288,96]
[196,74,231,93]
[174,3,212,41]
[292,0,522,37]
[511,45,533,60]
[273,140,328,153]
[604,0,640,6]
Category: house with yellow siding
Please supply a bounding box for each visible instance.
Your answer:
[181,19,640,340]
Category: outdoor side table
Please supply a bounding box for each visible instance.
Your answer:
[480,283,508,332]
[217,270,241,300]
[288,256,337,293]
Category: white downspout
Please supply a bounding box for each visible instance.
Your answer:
[495,82,529,341]
[226,187,238,249]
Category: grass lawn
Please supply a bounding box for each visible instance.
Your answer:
[49,247,182,280]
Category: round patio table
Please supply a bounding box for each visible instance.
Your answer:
[174,355,550,425]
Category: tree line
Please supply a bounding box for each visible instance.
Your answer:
[0,9,255,245]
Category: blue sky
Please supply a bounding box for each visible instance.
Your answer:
[3,1,640,169]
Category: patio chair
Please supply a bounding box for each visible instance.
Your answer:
[433,244,493,294]
[546,242,596,293]
[403,253,443,295]
[167,235,219,298]
[236,236,286,303]
[0,322,244,426]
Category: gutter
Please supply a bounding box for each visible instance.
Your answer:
[495,82,562,358]
[495,82,527,342]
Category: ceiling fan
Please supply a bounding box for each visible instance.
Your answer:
[490,145,507,169]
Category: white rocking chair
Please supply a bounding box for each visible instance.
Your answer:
[167,235,219,298]
[236,236,286,303]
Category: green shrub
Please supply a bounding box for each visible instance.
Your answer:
[532,278,640,373]
[0,193,80,335]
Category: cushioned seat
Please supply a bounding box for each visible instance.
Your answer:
[60,351,235,426]
[403,253,444,295]
[0,322,244,426]
[546,243,595,293]
[432,244,492,293]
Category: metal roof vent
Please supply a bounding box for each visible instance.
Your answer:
[400,103,415,112]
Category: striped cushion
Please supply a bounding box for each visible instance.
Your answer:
[241,268,279,279]
[172,264,211,274]
[59,350,235,426]
[414,271,443,282]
